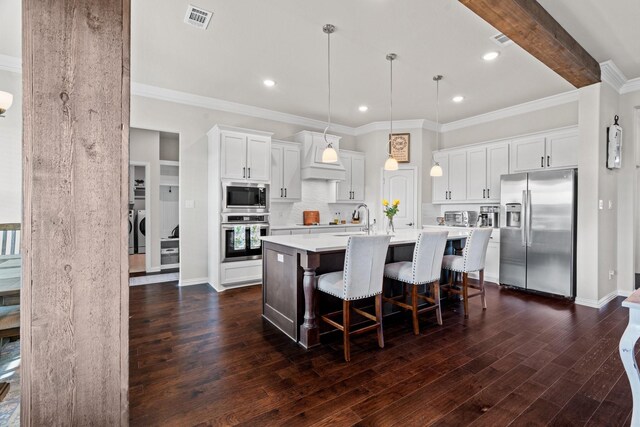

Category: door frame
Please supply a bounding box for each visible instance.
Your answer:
[130,160,152,273]
[379,165,419,229]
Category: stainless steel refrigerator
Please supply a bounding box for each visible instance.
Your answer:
[499,169,576,297]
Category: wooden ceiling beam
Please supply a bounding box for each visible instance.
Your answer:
[459,0,601,88]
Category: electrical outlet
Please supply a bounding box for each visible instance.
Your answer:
[598,200,604,210]
[608,200,613,209]
[609,269,615,279]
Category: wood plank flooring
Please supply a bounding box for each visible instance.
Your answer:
[129,282,633,426]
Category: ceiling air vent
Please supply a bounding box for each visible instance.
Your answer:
[490,32,513,47]
[184,5,213,30]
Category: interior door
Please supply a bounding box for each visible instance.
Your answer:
[448,151,467,201]
[246,136,270,182]
[270,145,283,200]
[221,132,247,180]
[382,168,415,229]
[526,169,575,297]
[432,152,449,203]
[282,145,301,200]
[466,147,487,201]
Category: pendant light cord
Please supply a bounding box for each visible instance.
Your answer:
[432,75,442,162]
[323,27,332,145]
[387,54,395,156]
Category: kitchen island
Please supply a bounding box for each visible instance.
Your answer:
[261,229,471,348]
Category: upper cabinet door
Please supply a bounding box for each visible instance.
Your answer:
[282,145,302,200]
[246,136,271,182]
[350,154,365,202]
[546,129,578,169]
[335,153,352,201]
[221,132,247,180]
[486,143,509,201]
[466,147,487,202]
[432,152,450,203]
[448,151,467,201]
[510,135,546,172]
[270,145,284,200]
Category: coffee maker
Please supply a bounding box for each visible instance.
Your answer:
[479,206,500,228]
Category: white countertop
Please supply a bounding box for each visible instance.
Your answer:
[270,223,364,230]
[261,228,471,253]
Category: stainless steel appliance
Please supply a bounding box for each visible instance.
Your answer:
[221,214,269,262]
[136,209,146,254]
[479,206,500,228]
[444,211,479,227]
[499,169,576,297]
[128,210,135,255]
[222,182,269,213]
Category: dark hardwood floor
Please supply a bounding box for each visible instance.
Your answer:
[129,281,633,426]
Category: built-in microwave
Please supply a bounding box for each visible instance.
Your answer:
[222,182,269,213]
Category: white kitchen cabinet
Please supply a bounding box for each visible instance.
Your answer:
[546,129,578,169]
[486,143,509,202]
[510,135,546,172]
[510,127,578,173]
[271,141,301,202]
[448,151,467,201]
[220,131,271,182]
[466,147,487,202]
[335,150,365,202]
[432,152,450,203]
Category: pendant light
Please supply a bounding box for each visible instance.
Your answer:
[321,24,338,163]
[0,91,13,117]
[384,53,399,171]
[430,75,444,177]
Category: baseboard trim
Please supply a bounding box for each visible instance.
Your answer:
[617,289,634,298]
[213,281,262,293]
[178,277,209,287]
[575,290,620,309]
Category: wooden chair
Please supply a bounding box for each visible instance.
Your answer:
[383,231,448,335]
[316,235,391,362]
[441,228,492,318]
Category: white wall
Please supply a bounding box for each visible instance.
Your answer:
[355,128,428,228]
[130,95,356,284]
[0,70,21,224]
[130,128,161,271]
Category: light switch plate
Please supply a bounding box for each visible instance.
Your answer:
[598,200,604,210]
[608,200,613,209]
[277,254,284,263]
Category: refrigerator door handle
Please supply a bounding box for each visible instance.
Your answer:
[521,190,527,247]
[527,190,533,247]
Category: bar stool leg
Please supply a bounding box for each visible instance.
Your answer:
[411,285,419,335]
[434,281,443,326]
[462,273,469,319]
[343,300,351,362]
[375,294,384,348]
[479,269,487,310]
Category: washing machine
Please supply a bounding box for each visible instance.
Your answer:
[128,210,135,254]
[137,210,146,254]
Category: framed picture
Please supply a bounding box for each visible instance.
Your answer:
[389,133,410,163]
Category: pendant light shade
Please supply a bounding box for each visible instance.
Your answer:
[430,75,443,177]
[0,91,13,116]
[321,24,338,163]
[385,156,399,171]
[384,53,398,171]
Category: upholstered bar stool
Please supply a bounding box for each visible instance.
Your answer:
[316,235,391,362]
[441,228,492,318]
[383,231,448,335]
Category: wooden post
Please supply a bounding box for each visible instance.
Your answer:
[22,0,130,424]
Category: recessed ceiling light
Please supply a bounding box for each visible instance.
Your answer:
[263,79,276,87]
[452,95,464,103]
[483,51,500,61]
[358,105,369,112]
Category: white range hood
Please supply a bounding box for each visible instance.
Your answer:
[294,130,346,181]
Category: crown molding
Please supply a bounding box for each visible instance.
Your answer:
[0,54,21,73]
[440,90,579,132]
[621,77,640,95]
[132,83,356,136]
[600,60,628,93]
[353,119,439,136]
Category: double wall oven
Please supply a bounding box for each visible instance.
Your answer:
[221,182,270,263]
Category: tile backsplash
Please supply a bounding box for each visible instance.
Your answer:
[270,180,360,226]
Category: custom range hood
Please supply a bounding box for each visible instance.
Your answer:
[294,130,346,181]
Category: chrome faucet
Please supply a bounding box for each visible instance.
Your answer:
[355,203,371,235]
